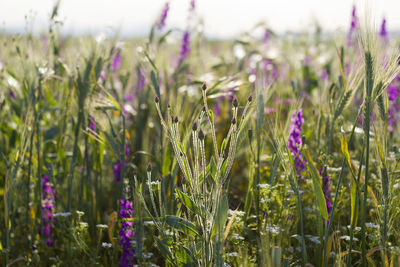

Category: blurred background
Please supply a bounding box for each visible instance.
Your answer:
[1,0,400,38]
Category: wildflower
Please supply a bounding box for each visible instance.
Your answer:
[288,109,305,176]
[319,166,332,216]
[119,199,135,266]
[54,212,72,217]
[189,0,196,12]
[79,222,89,228]
[265,107,276,115]
[102,242,113,248]
[89,116,96,131]
[76,210,85,216]
[8,90,15,99]
[96,224,108,229]
[156,2,170,30]
[111,51,122,72]
[263,29,270,43]
[321,69,328,82]
[347,5,358,47]
[40,175,55,247]
[379,18,389,43]
[387,83,399,132]
[138,69,146,92]
[114,144,130,182]
[178,31,190,64]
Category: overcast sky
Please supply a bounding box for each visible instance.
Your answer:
[1,0,399,38]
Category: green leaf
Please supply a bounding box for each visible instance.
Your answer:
[155,236,175,265]
[175,189,201,215]
[212,195,228,238]
[165,216,199,237]
[350,182,358,227]
[304,149,328,220]
[176,245,198,266]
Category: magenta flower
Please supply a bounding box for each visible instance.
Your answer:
[288,109,305,176]
[40,175,55,247]
[387,83,399,132]
[379,18,389,43]
[89,116,96,131]
[111,51,122,72]
[319,166,332,215]
[119,199,135,266]
[114,144,130,182]
[190,0,196,11]
[157,2,170,30]
[178,31,190,64]
[347,5,358,47]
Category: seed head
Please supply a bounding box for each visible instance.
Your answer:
[167,103,171,108]
[231,118,236,125]
[202,106,206,112]
[248,95,253,102]
[202,82,207,91]
[192,121,198,131]
[147,163,152,172]
[232,96,238,107]
[198,129,205,140]
[174,116,178,123]
[154,96,159,103]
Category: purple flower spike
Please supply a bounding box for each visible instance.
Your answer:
[119,199,135,267]
[190,0,196,12]
[288,109,305,176]
[157,2,170,30]
[138,69,146,92]
[387,83,399,132]
[178,31,190,64]
[347,5,358,47]
[89,116,96,131]
[379,18,389,42]
[111,52,122,72]
[319,166,332,216]
[40,175,55,247]
[114,145,130,182]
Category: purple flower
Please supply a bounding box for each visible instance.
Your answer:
[40,175,55,247]
[8,90,15,99]
[388,84,398,102]
[114,144,130,182]
[89,116,96,131]
[157,2,170,30]
[178,31,190,64]
[138,69,146,92]
[387,83,399,132]
[319,166,332,216]
[288,109,305,176]
[263,29,270,43]
[347,5,358,47]
[321,69,328,82]
[111,51,122,72]
[379,18,389,42]
[190,0,196,12]
[119,199,135,267]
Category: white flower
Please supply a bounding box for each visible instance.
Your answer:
[76,210,85,216]
[96,224,108,229]
[79,222,88,227]
[102,242,112,248]
[54,212,72,217]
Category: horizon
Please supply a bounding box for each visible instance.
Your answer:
[1,0,400,38]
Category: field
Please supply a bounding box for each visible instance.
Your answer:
[1,2,400,266]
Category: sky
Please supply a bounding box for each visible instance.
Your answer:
[1,0,399,38]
